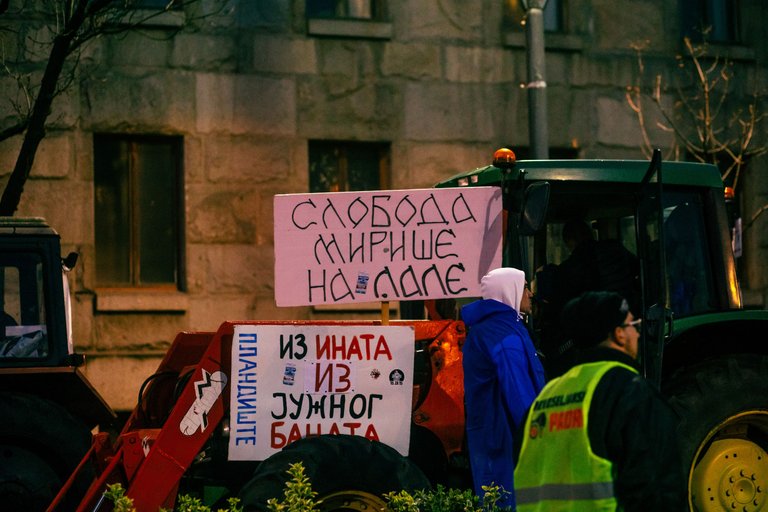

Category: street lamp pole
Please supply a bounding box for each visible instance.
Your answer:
[522,0,549,159]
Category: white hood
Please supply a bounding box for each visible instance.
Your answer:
[480,267,525,314]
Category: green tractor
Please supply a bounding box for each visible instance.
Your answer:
[436,148,768,512]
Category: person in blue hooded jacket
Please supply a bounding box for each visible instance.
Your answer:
[461,267,547,510]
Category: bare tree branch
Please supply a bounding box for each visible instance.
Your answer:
[0,0,227,215]
[627,33,767,194]
[0,119,28,141]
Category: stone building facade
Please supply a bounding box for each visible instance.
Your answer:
[1,0,766,410]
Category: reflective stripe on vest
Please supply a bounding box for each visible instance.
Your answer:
[514,361,638,512]
[516,481,615,502]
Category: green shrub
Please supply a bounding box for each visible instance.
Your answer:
[176,494,243,512]
[265,462,319,512]
[103,462,509,512]
[103,483,242,512]
[103,483,137,512]
[385,483,511,512]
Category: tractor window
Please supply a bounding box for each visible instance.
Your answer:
[663,191,716,317]
[529,183,717,375]
[529,181,641,312]
[1,253,48,358]
[530,185,717,313]
[526,181,643,375]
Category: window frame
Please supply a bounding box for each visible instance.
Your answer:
[680,0,740,44]
[308,140,391,193]
[501,0,584,52]
[305,0,392,39]
[306,0,387,21]
[93,133,185,293]
[503,0,565,34]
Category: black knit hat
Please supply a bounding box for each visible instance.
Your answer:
[560,291,630,348]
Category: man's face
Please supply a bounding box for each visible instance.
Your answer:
[519,283,533,315]
[620,312,641,360]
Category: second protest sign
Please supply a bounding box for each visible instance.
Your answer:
[228,323,415,460]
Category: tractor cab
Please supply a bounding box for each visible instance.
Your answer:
[436,149,738,383]
[0,218,72,366]
[0,217,114,422]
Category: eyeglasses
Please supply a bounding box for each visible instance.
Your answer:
[621,318,642,331]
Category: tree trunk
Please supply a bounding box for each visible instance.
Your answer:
[0,1,90,216]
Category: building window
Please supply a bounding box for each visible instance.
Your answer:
[504,0,564,33]
[309,140,390,193]
[306,0,386,20]
[93,134,183,288]
[680,0,738,43]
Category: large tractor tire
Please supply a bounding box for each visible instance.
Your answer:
[239,434,431,511]
[0,392,93,512]
[665,355,768,512]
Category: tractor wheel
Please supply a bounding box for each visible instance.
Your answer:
[665,355,768,512]
[238,434,431,511]
[0,392,93,512]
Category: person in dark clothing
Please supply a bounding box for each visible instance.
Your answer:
[461,267,547,510]
[536,219,640,376]
[514,291,685,512]
[556,219,641,314]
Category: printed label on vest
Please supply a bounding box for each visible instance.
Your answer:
[549,407,584,431]
[528,407,584,439]
[532,390,586,411]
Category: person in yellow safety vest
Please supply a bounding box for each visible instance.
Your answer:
[514,291,685,511]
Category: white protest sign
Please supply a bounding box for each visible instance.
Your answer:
[273,187,502,306]
[228,324,415,461]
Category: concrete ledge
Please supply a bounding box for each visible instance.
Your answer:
[307,18,393,39]
[95,289,189,312]
[708,43,756,62]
